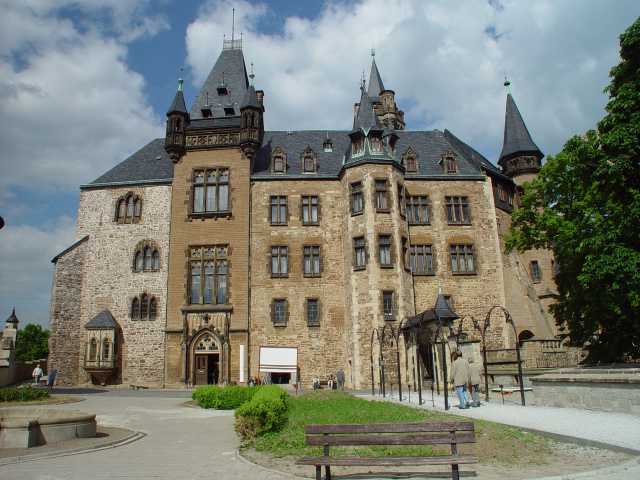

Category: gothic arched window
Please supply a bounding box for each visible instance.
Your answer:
[149,297,157,320]
[152,250,160,270]
[134,250,143,272]
[133,242,160,272]
[442,152,458,174]
[144,247,153,270]
[131,297,140,319]
[115,193,142,224]
[102,338,110,360]
[402,148,418,173]
[140,293,149,319]
[302,146,316,173]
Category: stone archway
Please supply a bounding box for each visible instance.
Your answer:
[189,329,225,386]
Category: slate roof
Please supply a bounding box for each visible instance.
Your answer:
[85,310,117,330]
[367,58,385,98]
[241,84,260,109]
[190,47,248,120]
[252,129,489,178]
[85,139,173,187]
[352,89,382,133]
[51,235,89,263]
[167,88,187,115]
[499,93,542,163]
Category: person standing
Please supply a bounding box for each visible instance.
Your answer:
[32,364,43,385]
[47,368,58,391]
[468,358,482,407]
[336,369,345,390]
[449,352,470,409]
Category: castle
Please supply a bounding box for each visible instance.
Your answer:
[48,38,560,388]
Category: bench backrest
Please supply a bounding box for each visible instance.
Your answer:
[305,421,475,447]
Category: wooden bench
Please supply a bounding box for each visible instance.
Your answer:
[296,421,476,480]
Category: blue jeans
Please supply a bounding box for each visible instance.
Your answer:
[455,385,468,408]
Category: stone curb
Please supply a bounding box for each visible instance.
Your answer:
[529,456,640,479]
[0,429,146,466]
[235,449,302,479]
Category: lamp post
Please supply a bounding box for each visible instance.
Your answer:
[433,291,459,411]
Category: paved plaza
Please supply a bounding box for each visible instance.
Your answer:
[1,388,638,479]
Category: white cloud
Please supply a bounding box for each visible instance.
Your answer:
[186,0,639,160]
[0,216,76,328]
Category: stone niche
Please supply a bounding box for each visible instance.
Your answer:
[83,310,118,386]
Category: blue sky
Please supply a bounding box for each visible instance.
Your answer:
[1,0,639,329]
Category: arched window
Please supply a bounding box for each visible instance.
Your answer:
[134,251,143,272]
[152,250,160,270]
[140,293,149,319]
[131,297,140,319]
[89,338,97,361]
[302,146,316,173]
[402,148,418,173]
[144,247,153,270]
[149,297,157,320]
[115,193,142,223]
[102,338,110,360]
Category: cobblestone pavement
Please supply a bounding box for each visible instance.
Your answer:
[0,391,289,480]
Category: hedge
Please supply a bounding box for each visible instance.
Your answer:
[0,386,49,402]
[192,385,258,410]
[235,385,289,440]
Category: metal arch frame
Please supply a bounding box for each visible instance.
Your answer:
[370,324,407,401]
[475,305,526,406]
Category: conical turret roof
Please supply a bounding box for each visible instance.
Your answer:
[499,93,542,163]
[5,308,18,325]
[167,79,187,115]
[241,84,260,109]
[367,58,385,98]
[434,293,459,322]
[352,88,382,134]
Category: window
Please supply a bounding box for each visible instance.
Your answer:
[271,299,288,326]
[301,196,319,225]
[350,182,364,215]
[303,246,321,277]
[323,139,333,152]
[444,155,458,174]
[378,235,392,267]
[407,196,430,225]
[102,339,110,361]
[306,298,320,326]
[217,86,228,95]
[370,135,383,153]
[374,179,389,211]
[272,148,286,173]
[224,107,235,116]
[192,168,229,215]
[352,137,364,156]
[397,183,406,216]
[133,244,160,272]
[353,237,367,269]
[130,294,158,320]
[402,148,418,173]
[530,260,541,283]
[270,196,288,225]
[302,147,316,173]
[89,338,97,361]
[189,246,229,304]
[271,246,289,278]
[445,196,471,224]
[382,291,395,321]
[410,244,434,275]
[115,193,141,223]
[450,244,476,274]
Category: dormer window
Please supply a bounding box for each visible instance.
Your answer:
[370,136,383,154]
[224,107,235,116]
[402,148,418,173]
[352,137,364,157]
[442,152,458,174]
[271,147,287,174]
[302,146,316,173]
[217,86,228,95]
[323,139,333,153]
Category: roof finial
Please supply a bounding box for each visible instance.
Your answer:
[205,91,209,107]
[177,66,184,92]
[249,62,255,85]
[371,48,375,58]
[360,70,366,92]
[504,76,511,94]
[232,7,235,42]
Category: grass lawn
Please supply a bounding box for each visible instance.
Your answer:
[252,391,552,465]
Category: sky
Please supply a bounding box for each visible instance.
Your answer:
[1,0,639,329]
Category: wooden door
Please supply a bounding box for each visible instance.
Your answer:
[195,355,207,385]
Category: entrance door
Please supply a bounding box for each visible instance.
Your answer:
[195,355,208,385]
[195,354,220,385]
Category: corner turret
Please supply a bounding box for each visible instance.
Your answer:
[164,78,189,163]
[239,67,264,160]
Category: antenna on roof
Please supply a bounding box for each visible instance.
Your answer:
[232,8,235,42]
[371,48,376,58]
[205,91,210,107]
[503,75,511,94]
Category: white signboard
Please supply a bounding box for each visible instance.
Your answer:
[259,346,298,373]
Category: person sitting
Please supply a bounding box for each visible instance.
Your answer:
[32,364,43,386]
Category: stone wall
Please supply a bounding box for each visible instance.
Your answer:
[48,238,87,385]
[75,184,171,386]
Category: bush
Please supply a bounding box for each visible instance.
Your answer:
[0,386,49,402]
[235,385,289,440]
[192,385,258,409]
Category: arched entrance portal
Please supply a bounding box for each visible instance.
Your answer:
[190,330,223,385]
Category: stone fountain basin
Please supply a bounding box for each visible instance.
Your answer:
[0,407,97,448]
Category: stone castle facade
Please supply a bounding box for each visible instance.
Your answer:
[48,40,561,388]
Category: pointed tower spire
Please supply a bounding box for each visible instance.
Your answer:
[165,75,189,162]
[367,50,385,98]
[167,77,187,115]
[498,84,543,178]
[352,88,382,133]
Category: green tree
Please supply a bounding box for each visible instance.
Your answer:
[15,324,50,362]
[507,18,640,363]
